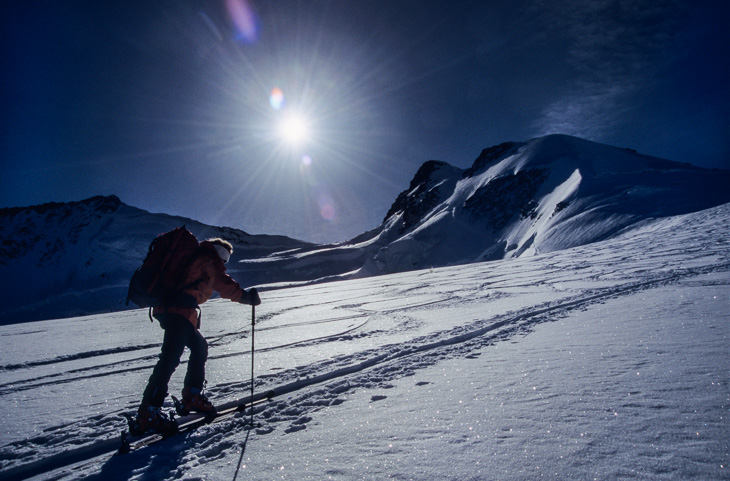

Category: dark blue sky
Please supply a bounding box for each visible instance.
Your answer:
[2,0,728,243]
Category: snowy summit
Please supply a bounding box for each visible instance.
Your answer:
[360,134,730,274]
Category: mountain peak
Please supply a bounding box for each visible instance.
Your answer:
[383,160,461,231]
[0,195,310,324]
[0,195,123,218]
[464,141,521,177]
[366,134,730,276]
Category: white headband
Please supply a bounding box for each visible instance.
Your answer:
[214,244,231,264]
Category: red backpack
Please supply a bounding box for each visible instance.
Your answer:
[126,226,200,309]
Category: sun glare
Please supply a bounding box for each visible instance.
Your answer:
[279,113,309,144]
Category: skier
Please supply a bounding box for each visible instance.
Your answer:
[134,238,261,434]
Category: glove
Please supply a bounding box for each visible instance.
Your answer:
[249,288,261,306]
[241,288,261,306]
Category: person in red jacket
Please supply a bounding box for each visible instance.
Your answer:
[134,238,261,434]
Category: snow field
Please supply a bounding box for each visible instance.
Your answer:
[0,204,728,480]
[231,281,728,480]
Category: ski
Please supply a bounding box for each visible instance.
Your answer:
[117,390,274,455]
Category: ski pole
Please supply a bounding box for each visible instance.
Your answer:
[250,304,255,408]
[232,303,257,481]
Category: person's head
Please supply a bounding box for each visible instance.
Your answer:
[208,238,233,264]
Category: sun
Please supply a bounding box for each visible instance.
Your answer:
[278,113,309,145]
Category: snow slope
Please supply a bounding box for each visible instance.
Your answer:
[0,196,311,324]
[0,203,727,480]
[365,134,730,275]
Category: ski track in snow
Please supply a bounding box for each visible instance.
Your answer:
[0,205,728,480]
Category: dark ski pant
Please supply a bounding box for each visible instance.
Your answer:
[142,313,208,407]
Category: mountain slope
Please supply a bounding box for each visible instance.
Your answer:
[0,196,311,324]
[361,134,730,275]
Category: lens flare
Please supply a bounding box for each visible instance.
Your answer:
[225,0,259,43]
[269,87,285,110]
[318,192,336,221]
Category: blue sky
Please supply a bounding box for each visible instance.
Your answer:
[2,0,728,243]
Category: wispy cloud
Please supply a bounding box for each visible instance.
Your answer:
[536,83,631,140]
[531,0,687,140]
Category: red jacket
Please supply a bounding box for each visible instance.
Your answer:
[153,241,244,328]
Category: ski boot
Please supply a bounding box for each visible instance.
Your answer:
[175,387,217,416]
[131,404,178,436]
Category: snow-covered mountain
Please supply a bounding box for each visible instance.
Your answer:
[235,134,730,280]
[0,196,311,324]
[2,134,728,323]
[358,134,730,275]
